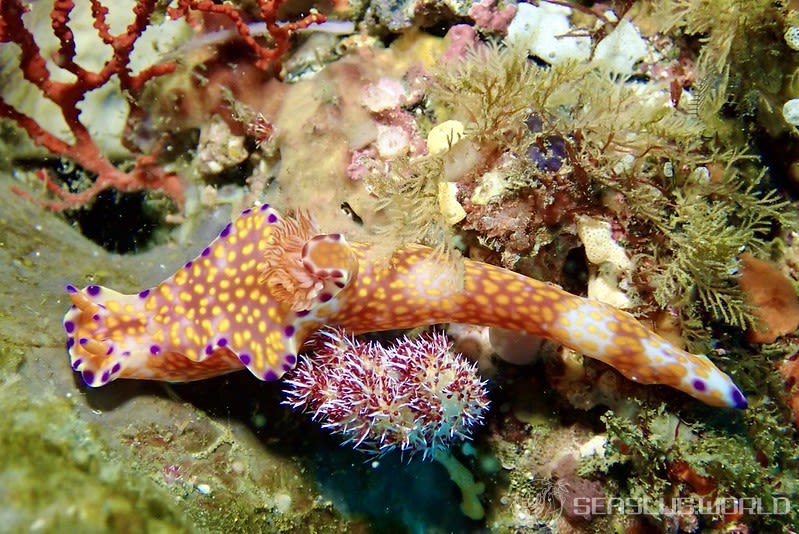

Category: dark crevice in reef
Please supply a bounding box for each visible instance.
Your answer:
[72,189,160,255]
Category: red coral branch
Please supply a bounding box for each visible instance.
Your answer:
[0,0,183,211]
[168,0,325,73]
[1,0,323,212]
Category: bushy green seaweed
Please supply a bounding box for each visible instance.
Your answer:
[579,402,799,531]
[416,41,792,333]
[648,163,793,330]
[366,151,466,286]
[369,153,452,249]
[432,42,536,148]
[651,0,793,134]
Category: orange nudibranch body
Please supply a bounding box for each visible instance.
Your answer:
[63,204,747,409]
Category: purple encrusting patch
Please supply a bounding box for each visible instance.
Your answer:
[263,370,278,381]
[267,213,278,223]
[138,289,150,298]
[87,285,101,296]
[239,353,252,365]
[731,387,748,409]
[284,325,295,337]
[220,223,232,238]
[150,344,161,355]
[692,378,706,392]
[64,321,75,333]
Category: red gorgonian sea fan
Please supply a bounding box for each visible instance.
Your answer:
[283,328,489,458]
[0,0,323,211]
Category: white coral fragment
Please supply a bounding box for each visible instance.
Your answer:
[361,77,406,112]
[470,169,506,205]
[783,98,799,126]
[427,120,465,155]
[587,264,632,309]
[196,116,248,174]
[786,26,799,51]
[438,182,466,225]
[592,19,649,75]
[576,216,631,270]
[576,216,634,308]
[376,124,411,158]
[505,2,591,64]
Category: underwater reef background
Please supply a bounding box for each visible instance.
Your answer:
[3,0,799,532]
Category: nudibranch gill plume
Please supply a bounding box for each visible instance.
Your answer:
[63,204,747,409]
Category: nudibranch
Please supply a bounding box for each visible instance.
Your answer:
[63,204,747,409]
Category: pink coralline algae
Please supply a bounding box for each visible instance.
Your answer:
[282,328,490,457]
[468,0,517,34]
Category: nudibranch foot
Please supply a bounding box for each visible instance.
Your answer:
[63,202,747,410]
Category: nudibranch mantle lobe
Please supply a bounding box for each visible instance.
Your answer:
[64,204,314,386]
[63,203,747,410]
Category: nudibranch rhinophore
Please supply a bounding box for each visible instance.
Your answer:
[63,204,748,409]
